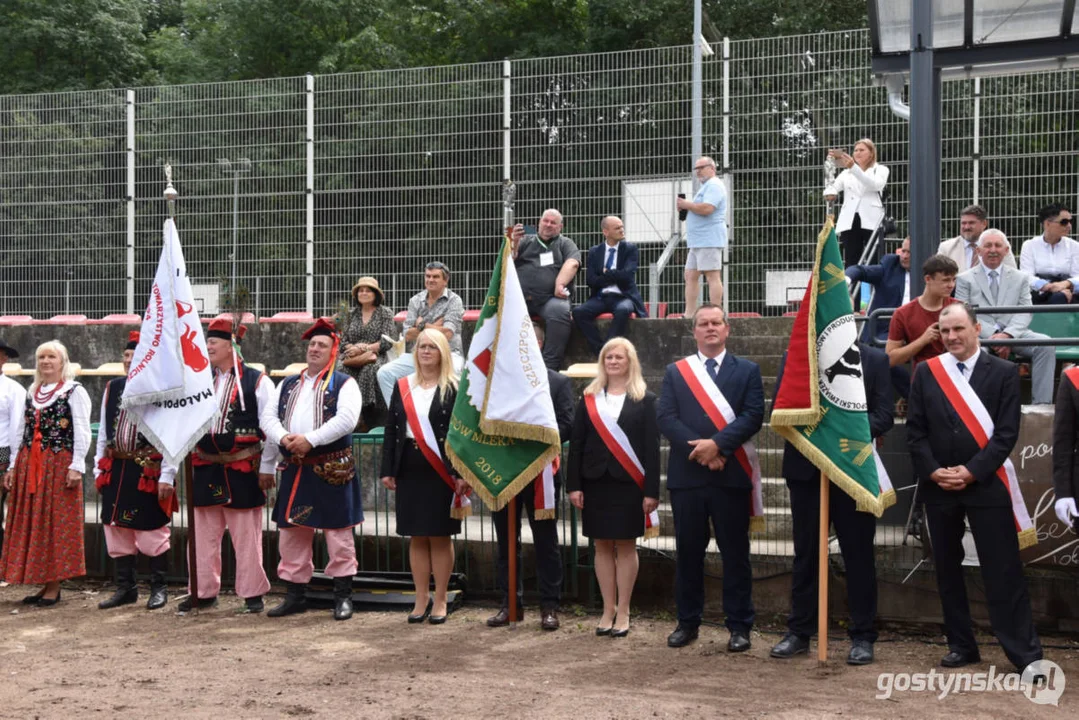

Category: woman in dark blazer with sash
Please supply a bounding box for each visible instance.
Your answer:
[380,329,467,625]
[568,338,660,637]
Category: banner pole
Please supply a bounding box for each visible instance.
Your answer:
[185,453,200,612]
[508,494,517,626]
[818,471,830,663]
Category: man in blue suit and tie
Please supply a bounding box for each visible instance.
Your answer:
[846,236,912,398]
[658,304,764,651]
[572,216,648,355]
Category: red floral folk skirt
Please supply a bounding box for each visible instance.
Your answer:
[0,448,86,584]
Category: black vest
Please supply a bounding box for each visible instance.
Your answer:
[276,370,352,457]
[197,365,265,454]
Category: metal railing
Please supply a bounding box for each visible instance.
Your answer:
[2,30,1076,320]
[863,303,1079,348]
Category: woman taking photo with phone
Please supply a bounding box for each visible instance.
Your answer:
[825,138,889,268]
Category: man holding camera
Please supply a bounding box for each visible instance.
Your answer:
[676,156,727,316]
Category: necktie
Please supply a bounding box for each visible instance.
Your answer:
[968,244,980,268]
[988,269,999,303]
[605,247,616,271]
[956,361,966,378]
[705,358,718,383]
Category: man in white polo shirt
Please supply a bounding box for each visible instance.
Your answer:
[677,156,728,315]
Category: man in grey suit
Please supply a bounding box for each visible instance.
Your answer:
[955,229,1055,404]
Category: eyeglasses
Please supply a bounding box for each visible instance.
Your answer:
[693,164,712,171]
[1052,217,1072,226]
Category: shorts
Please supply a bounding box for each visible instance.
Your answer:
[685,247,724,272]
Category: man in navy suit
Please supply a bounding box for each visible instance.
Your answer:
[658,304,764,651]
[572,216,648,355]
[846,236,911,398]
[907,303,1042,671]
[770,343,892,665]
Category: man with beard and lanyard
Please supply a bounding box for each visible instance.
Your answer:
[180,318,275,613]
[261,318,363,621]
[0,337,24,559]
[486,322,575,631]
[906,303,1042,671]
[93,331,178,611]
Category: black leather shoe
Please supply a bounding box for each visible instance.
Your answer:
[428,613,447,625]
[409,600,433,624]
[770,634,809,658]
[37,590,62,607]
[667,625,699,648]
[146,553,168,610]
[240,596,265,614]
[333,576,354,621]
[595,624,613,636]
[177,595,218,612]
[486,606,524,626]
[540,609,560,631]
[941,649,981,668]
[267,583,307,618]
[21,589,46,605]
[100,556,138,609]
[847,640,874,666]
[612,625,630,638]
[727,631,752,653]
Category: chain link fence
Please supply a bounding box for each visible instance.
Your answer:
[2,29,1077,319]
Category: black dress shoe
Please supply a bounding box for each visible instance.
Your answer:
[240,596,265,614]
[146,585,168,611]
[428,613,447,625]
[595,624,613,637]
[408,600,433,624]
[727,631,752,653]
[177,595,218,612]
[847,640,874,666]
[333,576,354,621]
[99,585,138,610]
[770,634,809,659]
[540,609,560,631]
[37,590,62,607]
[22,589,46,605]
[267,583,307,618]
[941,649,981,668]
[667,625,699,648]
[612,625,630,638]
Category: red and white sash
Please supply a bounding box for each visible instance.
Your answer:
[399,378,471,520]
[925,354,1035,549]
[532,456,560,520]
[584,394,660,539]
[675,356,764,532]
[1066,366,1079,390]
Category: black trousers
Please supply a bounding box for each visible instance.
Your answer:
[492,484,563,611]
[925,502,1043,670]
[670,484,755,633]
[840,213,876,268]
[786,477,878,642]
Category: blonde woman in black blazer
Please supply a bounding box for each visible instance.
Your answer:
[567,338,660,637]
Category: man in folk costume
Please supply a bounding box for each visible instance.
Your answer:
[657,303,764,651]
[180,318,275,613]
[0,338,25,559]
[260,318,363,620]
[486,322,575,631]
[907,303,1042,671]
[94,331,179,610]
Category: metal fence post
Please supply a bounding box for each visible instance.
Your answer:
[126,89,136,315]
[503,58,512,189]
[305,73,315,316]
[973,76,981,205]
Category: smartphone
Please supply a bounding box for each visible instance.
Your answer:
[678,193,688,222]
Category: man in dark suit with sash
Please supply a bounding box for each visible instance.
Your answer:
[260,318,363,621]
[658,303,764,651]
[770,342,892,664]
[907,302,1042,671]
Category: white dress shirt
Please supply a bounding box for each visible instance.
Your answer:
[260,370,361,465]
[0,374,26,468]
[698,349,728,379]
[600,242,623,295]
[1019,234,1079,290]
[954,349,980,383]
[599,390,626,418]
[12,380,92,474]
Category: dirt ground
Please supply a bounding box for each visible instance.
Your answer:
[0,581,1076,719]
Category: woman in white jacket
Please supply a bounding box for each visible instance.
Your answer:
[824,138,889,267]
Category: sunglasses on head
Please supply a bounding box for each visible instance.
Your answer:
[425,262,448,272]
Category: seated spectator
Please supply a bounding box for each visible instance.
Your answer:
[937,204,1017,272]
[845,237,911,398]
[955,230,1055,404]
[885,254,959,374]
[510,209,581,370]
[377,262,464,406]
[1020,203,1078,305]
[572,216,647,355]
[340,276,396,430]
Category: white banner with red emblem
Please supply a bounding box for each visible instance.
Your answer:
[121,218,218,465]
